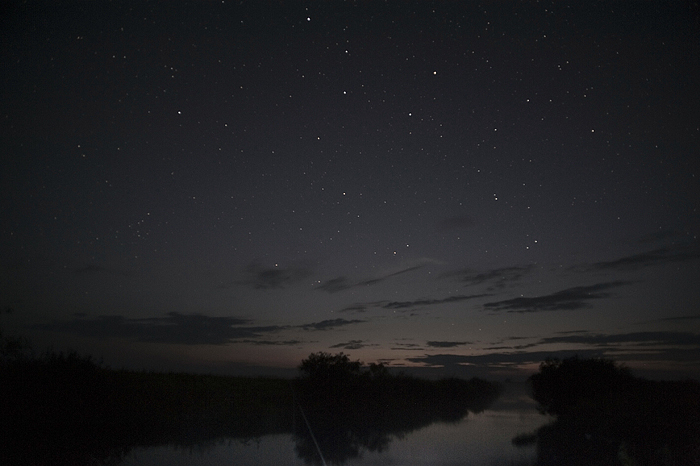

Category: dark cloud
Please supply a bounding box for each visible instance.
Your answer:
[484,335,534,349]
[390,345,424,351]
[650,314,700,323]
[390,342,423,350]
[537,331,700,347]
[426,341,472,348]
[587,248,700,272]
[300,318,365,331]
[441,266,532,289]
[317,265,426,293]
[407,350,606,368]
[329,340,372,350]
[483,281,630,313]
[338,304,369,313]
[383,293,491,310]
[32,312,287,345]
[233,339,304,346]
[490,331,700,352]
[438,215,475,230]
[407,345,700,371]
[240,262,312,289]
[513,342,544,350]
[357,265,426,287]
[316,277,352,293]
[611,347,700,364]
[385,265,425,278]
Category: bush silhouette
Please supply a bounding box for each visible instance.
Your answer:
[525,356,700,465]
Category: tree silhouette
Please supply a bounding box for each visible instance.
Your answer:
[298,352,362,382]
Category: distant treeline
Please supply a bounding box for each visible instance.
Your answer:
[516,356,700,466]
[0,338,501,466]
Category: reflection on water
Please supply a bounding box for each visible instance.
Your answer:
[122,382,549,466]
[290,374,502,465]
[123,410,546,466]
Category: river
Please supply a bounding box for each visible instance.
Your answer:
[122,382,552,466]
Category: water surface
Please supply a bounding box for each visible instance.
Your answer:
[122,382,551,466]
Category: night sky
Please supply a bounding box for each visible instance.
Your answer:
[2,1,699,380]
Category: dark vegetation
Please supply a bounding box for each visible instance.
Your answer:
[0,330,501,466]
[1,340,292,465]
[515,356,700,466]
